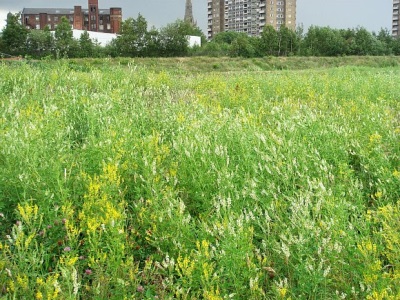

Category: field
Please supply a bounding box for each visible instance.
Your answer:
[0,57,399,299]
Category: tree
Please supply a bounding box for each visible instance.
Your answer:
[79,31,94,58]
[229,33,256,57]
[159,20,189,57]
[302,26,347,56]
[213,31,244,45]
[277,25,298,56]
[116,14,149,57]
[181,20,207,45]
[1,12,28,56]
[353,27,383,56]
[259,25,278,56]
[145,27,161,57]
[376,28,393,55]
[54,16,74,58]
[26,26,54,58]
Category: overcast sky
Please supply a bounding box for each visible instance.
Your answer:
[0,0,393,34]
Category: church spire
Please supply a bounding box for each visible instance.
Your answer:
[184,0,195,25]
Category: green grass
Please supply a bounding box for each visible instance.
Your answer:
[0,58,399,299]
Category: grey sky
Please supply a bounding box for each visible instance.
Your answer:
[0,0,393,34]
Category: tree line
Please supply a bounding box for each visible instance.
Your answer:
[1,12,400,59]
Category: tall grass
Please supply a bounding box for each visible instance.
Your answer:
[0,59,399,299]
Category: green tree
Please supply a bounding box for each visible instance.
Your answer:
[392,37,400,55]
[196,40,230,57]
[116,14,149,57]
[353,27,383,55]
[26,26,54,58]
[145,27,161,57]
[79,30,94,58]
[181,20,207,45]
[159,20,189,57]
[376,28,394,55]
[277,25,298,56]
[302,26,347,56]
[213,31,244,44]
[229,33,256,57]
[1,12,28,56]
[259,25,278,56]
[54,16,74,58]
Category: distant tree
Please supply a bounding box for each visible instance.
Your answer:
[259,25,278,56]
[104,39,119,57]
[145,27,161,57]
[1,12,28,56]
[54,16,74,58]
[79,30,94,57]
[212,31,244,44]
[159,20,189,57]
[229,33,256,57]
[353,27,383,55]
[181,20,207,45]
[116,14,149,57]
[196,40,230,57]
[0,32,4,54]
[295,24,305,54]
[277,25,298,56]
[376,28,394,55]
[26,26,54,58]
[302,26,347,56]
[392,37,400,55]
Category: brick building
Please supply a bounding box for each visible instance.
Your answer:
[21,0,122,34]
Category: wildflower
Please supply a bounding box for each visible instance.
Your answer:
[0,212,4,218]
[35,291,43,300]
[137,285,144,293]
[278,287,287,298]
[64,246,71,252]
[85,269,92,275]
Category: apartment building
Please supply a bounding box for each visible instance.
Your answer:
[21,0,122,34]
[207,0,296,39]
[394,0,400,37]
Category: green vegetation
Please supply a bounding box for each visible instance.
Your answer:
[1,13,400,59]
[0,58,399,299]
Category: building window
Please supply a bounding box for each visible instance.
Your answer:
[99,25,104,30]
[36,24,40,29]
[48,16,52,22]
[35,15,39,21]
[54,16,58,22]
[107,23,111,30]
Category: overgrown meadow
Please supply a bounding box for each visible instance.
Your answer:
[0,59,399,299]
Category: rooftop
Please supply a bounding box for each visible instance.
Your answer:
[21,8,113,15]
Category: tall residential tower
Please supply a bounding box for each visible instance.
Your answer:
[207,0,296,39]
[393,0,399,37]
